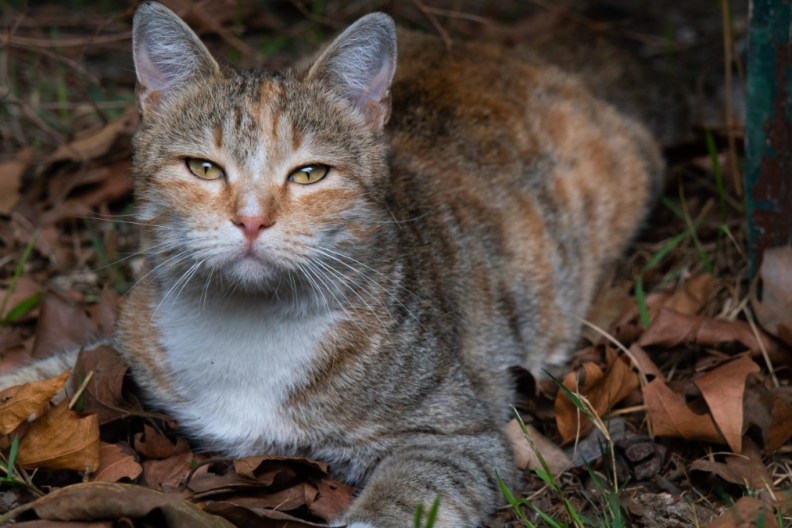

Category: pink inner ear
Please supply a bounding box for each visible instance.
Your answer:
[353,59,394,110]
[134,45,168,92]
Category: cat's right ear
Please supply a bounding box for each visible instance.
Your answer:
[132,2,220,114]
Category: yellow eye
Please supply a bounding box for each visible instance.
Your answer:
[186,158,225,180]
[288,165,329,185]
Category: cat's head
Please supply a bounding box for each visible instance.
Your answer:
[131,2,396,295]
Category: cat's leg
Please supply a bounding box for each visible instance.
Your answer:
[344,431,516,528]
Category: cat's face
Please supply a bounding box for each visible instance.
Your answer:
[131,4,396,294]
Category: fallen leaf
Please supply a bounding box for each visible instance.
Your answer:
[662,274,717,316]
[555,347,639,443]
[693,355,759,452]
[16,400,99,471]
[31,291,98,361]
[505,418,570,472]
[234,455,329,482]
[308,478,355,522]
[185,460,260,494]
[639,308,790,365]
[133,423,191,459]
[6,481,234,527]
[767,396,792,449]
[643,378,725,444]
[0,148,32,214]
[628,343,664,380]
[582,280,632,342]
[204,501,332,528]
[90,442,142,482]
[71,344,140,424]
[0,370,70,435]
[46,107,137,165]
[752,246,792,347]
[691,441,773,491]
[12,521,113,527]
[142,449,195,492]
[707,496,778,528]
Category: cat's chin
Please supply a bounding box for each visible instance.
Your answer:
[227,255,281,285]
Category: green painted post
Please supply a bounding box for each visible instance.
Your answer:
[745,0,792,278]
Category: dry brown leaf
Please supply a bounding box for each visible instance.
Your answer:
[16,400,99,471]
[691,441,773,491]
[226,483,314,511]
[613,274,717,336]
[0,370,70,435]
[555,347,639,443]
[0,148,32,214]
[505,418,570,472]
[663,273,717,316]
[71,344,139,424]
[308,478,355,522]
[643,378,725,444]
[582,280,632,342]
[234,455,329,481]
[628,343,664,380]
[767,396,792,449]
[7,482,233,527]
[707,496,778,528]
[12,521,113,527]
[133,423,191,459]
[205,501,330,527]
[141,449,195,491]
[185,460,259,494]
[31,292,97,361]
[90,442,142,483]
[693,355,759,453]
[639,308,790,364]
[752,246,792,347]
[47,107,137,165]
[0,327,34,375]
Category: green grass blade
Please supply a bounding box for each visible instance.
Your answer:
[0,231,39,322]
[705,129,728,221]
[425,497,440,528]
[642,231,690,272]
[634,276,651,328]
[2,293,42,324]
[413,503,424,528]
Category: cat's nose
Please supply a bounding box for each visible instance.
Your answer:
[233,215,274,241]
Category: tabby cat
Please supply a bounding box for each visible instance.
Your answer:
[2,2,665,526]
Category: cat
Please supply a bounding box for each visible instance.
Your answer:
[0,2,665,526]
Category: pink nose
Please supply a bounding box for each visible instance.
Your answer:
[233,215,274,241]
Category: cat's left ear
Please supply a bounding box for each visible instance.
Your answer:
[307,13,397,129]
[132,2,220,114]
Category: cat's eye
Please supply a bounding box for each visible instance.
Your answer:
[186,158,225,180]
[288,165,329,185]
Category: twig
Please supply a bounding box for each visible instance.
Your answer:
[68,370,94,410]
[411,0,452,50]
[0,32,131,48]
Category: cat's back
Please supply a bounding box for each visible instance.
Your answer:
[386,29,664,378]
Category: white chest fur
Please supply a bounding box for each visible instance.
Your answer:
[153,292,337,456]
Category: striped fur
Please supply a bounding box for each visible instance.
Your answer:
[3,3,664,527]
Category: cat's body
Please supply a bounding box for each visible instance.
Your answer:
[1,4,665,527]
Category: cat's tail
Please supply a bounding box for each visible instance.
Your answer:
[0,343,100,398]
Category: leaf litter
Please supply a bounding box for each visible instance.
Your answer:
[0,2,790,527]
